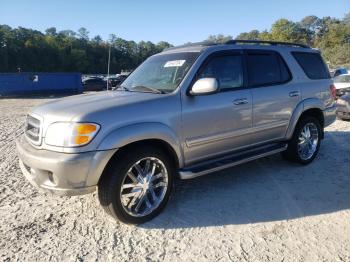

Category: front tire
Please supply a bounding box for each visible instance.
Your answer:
[282,116,322,165]
[98,147,174,224]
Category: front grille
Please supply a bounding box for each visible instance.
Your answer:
[25,115,42,145]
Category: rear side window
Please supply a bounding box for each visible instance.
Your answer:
[292,52,330,79]
[246,51,291,87]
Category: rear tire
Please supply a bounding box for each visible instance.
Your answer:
[282,116,322,165]
[98,146,174,224]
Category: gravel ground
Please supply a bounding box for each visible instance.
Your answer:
[0,97,350,262]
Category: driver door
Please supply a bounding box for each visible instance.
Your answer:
[181,51,253,165]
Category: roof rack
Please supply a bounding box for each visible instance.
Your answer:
[226,39,310,48]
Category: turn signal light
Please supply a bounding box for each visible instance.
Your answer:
[77,124,97,134]
[74,135,90,145]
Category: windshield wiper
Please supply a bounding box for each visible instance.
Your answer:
[130,85,165,94]
[113,85,130,92]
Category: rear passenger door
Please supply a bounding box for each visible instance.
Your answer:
[246,50,300,144]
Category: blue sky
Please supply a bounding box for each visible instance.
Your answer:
[1,0,349,45]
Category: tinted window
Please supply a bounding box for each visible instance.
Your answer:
[198,55,243,90]
[292,52,330,79]
[279,56,291,82]
[247,51,291,86]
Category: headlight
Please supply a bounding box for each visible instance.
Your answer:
[45,122,100,147]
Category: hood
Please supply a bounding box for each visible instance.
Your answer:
[31,91,161,122]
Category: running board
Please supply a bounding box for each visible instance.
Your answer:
[179,143,288,179]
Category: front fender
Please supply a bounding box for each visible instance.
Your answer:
[97,122,184,167]
[285,98,325,140]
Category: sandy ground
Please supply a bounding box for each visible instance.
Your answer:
[0,97,349,262]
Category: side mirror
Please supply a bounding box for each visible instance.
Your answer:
[190,78,218,96]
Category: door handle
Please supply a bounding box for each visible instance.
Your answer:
[233,98,248,105]
[289,91,300,97]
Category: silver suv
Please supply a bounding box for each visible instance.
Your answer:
[17,40,337,224]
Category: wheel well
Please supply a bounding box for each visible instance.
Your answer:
[100,139,180,181]
[299,108,324,137]
[300,108,324,127]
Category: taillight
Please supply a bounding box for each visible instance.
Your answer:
[330,84,336,100]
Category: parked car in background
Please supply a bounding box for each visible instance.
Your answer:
[334,74,350,97]
[108,74,128,88]
[333,67,348,78]
[336,93,350,120]
[83,77,106,91]
[16,40,336,224]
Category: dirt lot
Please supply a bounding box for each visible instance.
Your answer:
[0,97,349,262]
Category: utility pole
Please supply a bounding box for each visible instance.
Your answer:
[107,44,111,90]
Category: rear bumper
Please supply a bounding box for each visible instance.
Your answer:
[16,135,116,196]
[323,104,337,127]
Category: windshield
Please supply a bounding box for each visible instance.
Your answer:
[334,75,350,83]
[121,52,199,93]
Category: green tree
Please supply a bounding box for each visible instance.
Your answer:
[236,30,260,40]
[45,27,57,36]
[156,41,172,52]
[91,35,103,45]
[213,15,350,69]
[344,13,350,25]
[78,27,89,40]
[316,21,350,68]
[1,14,349,74]
[270,19,309,43]
[206,34,232,43]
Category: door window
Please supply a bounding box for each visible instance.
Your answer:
[247,51,291,87]
[198,55,244,91]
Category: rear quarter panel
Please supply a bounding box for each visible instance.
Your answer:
[282,49,334,138]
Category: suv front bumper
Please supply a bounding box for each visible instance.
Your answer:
[16,135,116,196]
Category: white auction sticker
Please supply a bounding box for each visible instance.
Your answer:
[164,60,186,67]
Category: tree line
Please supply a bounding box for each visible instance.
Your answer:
[0,26,172,73]
[207,14,350,69]
[0,14,349,73]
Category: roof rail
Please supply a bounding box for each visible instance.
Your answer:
[164,41,217,51]
[226,39,310,48]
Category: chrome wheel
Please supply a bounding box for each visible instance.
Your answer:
[297,122,319,161]
[120,157,168,217]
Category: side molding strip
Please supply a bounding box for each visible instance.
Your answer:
[186,121,288,148]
